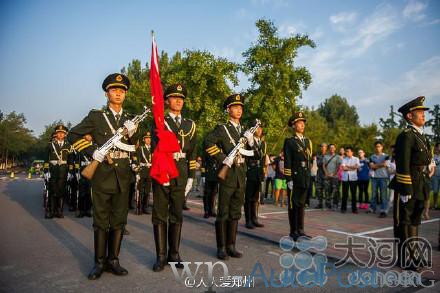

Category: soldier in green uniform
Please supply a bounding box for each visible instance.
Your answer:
[205,94,254,260]
[201,141,220,218]
[390,96,431,271]
[47,124,72,219]
[134,131,153,214]
[283,112,313,241]
[151,83,197,272]
[244,125,266,229]
[68,73,139,280]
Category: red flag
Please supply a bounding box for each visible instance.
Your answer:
[149,32,180,184]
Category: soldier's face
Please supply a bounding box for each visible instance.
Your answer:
[167,96,184,112]
[144,137,151,145]
[294,120,305,134]
[55,132,65,141]
[106,87,126,105]
[408,110,426,127]
[228,105,243,120]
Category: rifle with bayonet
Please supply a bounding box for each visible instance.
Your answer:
[81,106,151,180]
[217,119,261,180]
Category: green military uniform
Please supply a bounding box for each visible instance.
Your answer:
[390,96,431,271]
[47,125,72,219]
[151,83,197,272]
[283,112,313,241]
[133,132,153,214]
[205,93,250,260]
[68,73,137,280]
[202,139,220,218]
[244,133,266,229]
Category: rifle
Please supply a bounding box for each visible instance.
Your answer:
[81,106,151,180]
[218,119,261,181]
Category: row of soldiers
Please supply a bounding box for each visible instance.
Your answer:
[48,71,430,280]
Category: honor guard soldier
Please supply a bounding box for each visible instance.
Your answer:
[283,112,313,241]
[201,141,220,218]
[390,96,432,271]
[47,124,72,219]
[151,83,197,272]
[205,94,254,260]
[244,124,266,229]
[68,73,139,280]
[134,131,153,214]
[76,134,93,218]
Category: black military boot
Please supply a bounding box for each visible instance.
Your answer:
[153,223,167,272]
[215,221,229,260]
[167,222,184,269]
[251,202,264,228]
[203,196,210,218]
[405,225,422,272]
[210,194,217,217]
[105,229,128,276]
[55,197,64,218]
[226,220,243,258]
[244,201,255,229]
[297,206,311,239]
[288,207,299,241]
[88,229,107,280]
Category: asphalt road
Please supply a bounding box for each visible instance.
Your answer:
[0,175,438,292]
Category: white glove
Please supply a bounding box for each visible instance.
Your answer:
[93,149,106,163]
[131,164,138,172]
[124,120,137,137]
[244,130,254,146]
[67,173,73,181]
[287,181,293,190]
[44,172,51,180]
[185,178,194,197]
[136,174,140,181]
[400,195,411,203]
[223,156,234,168]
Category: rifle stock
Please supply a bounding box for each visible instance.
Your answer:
[81,160,99,180]
[217,164,230,181]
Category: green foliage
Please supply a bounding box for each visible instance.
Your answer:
[427,104,440,142]
[242,19,315,147]
[317,94,360,128]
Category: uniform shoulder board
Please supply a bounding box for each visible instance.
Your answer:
[90,108,102,113]
[404,128,411,132]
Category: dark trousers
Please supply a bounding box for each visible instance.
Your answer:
[79,178,92,212]
[341,181,357,212]
[92,188,129,230]
[152,180,185,224]
[139,177,152,200]
[307,176,315,205]
[357,180,369,203]
[264,177,274,198]
[204,180,218,215]
[217,183,245,222]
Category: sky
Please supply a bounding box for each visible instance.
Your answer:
[0,0,439,136]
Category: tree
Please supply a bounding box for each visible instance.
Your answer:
[0,111,35,169]
[379,105,399,130]
[242,19,315,146]
[317,94,360,129]
[426,104,440,142]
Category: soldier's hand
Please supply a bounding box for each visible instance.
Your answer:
[223,156,234,168]
[185,178,193,197]
[93,149,106,163]
[244,130,254,146]
[124,120,137,137]
[287,181,293,190]
[400,195,411,203]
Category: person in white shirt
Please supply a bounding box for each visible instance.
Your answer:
[341,146,360,214]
